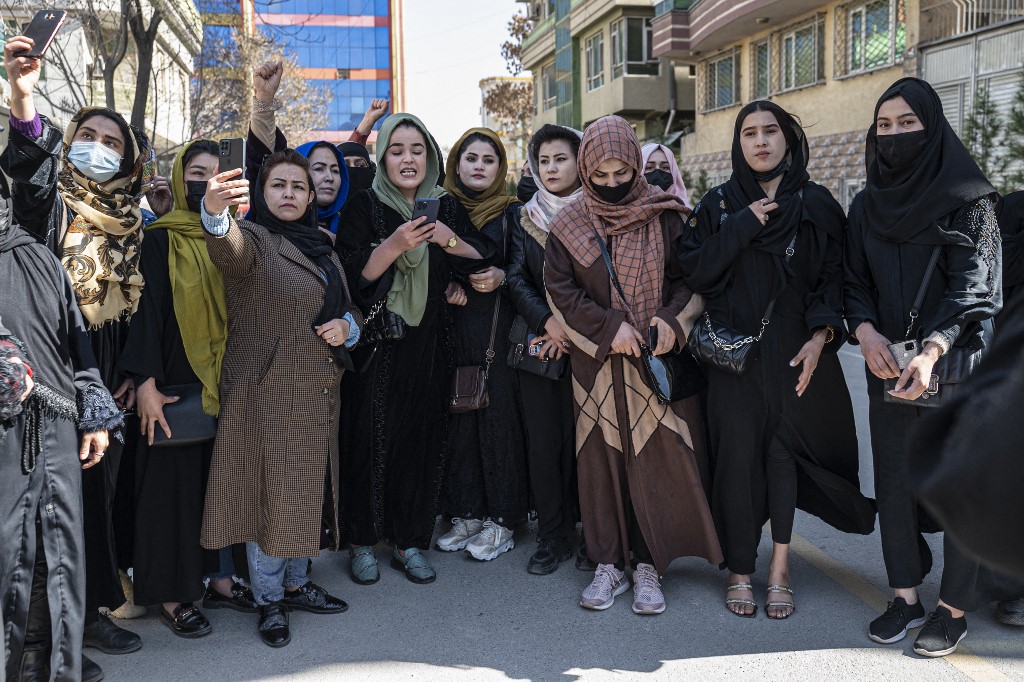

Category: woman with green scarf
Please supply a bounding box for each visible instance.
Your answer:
[335,114,496,585]
[120,140,256,639]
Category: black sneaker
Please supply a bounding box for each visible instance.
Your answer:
[995,598,1024,627]
[868,597,927,644]
[527,537,573,575]
[280,581,348,614]
[82,655,104,682]
[575,539,597,572]
[913,606,967,657]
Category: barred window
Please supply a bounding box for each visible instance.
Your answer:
[701,49,741,113]
[752,39,770,99]
[585,32,605,92]
[835,0,907,77]
[781,18,825,91]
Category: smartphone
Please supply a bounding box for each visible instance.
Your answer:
[887,339,920,371]
[411,197,440,225]
[218,137,246,174]
[647,325,659,351]
[17,10,67,59]
[527,333,542,356]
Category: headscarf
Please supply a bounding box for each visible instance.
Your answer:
[549,115,685,328]
[296,141,350,235]
[641,143,690,208]
[862,77,996,246]
[147,141,228,416]
[444,127,521,229]
[371,114,447,326]
[524,125,584,233]
[339,141,375,197]
[247,156,347,358]
[58,107,147,328]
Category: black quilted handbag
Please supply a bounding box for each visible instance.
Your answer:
[686,314,762,376]
[640,344,706,404]
[354,298,406,348]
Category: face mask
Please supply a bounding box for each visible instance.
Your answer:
[876,130,928,171]
[517,174,538,203]
[751,157,789,183]
[592,173,634,204]
[347,166,375,195]
[68,141,123,183]
[185,180,208,214]
[644,169,673,191]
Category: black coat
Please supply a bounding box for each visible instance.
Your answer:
[506,208,552,335]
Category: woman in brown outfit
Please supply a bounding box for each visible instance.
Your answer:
[544,116,722,615]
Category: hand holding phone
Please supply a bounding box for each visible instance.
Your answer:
[16,11,66,58]
[218,138,246,174]
[411,198,440,226]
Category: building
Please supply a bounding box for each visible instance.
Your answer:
[519,0,696,143]
[652,0,1024,205]
[480,75,532,177]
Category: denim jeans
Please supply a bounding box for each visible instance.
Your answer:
[207,546,236,582]
[245,543,309,605]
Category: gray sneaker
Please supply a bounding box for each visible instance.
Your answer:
[580,563,629,611]
[466,520,514,561]
[632,563,666,615]
[436,518,484,552]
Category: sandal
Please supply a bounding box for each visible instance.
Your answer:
[725,582,758,618]
[765,584,795,619]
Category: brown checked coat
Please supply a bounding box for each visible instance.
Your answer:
[200,217,360,558]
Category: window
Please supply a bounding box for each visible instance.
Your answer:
[702,49,740,112]
[836,0,907,77]
[541,62,557,110]
[610,19,625,78]
[585,32,604,91]
[610,17,660,79]
[752,39,770,99]
[780,18,825,91]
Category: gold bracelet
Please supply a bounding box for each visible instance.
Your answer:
[822,326,835,344]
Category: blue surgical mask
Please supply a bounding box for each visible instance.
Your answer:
[67,141,123,183]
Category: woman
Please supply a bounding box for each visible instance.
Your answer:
[119,140,255,639]
[678,101,875,620]
[296,141,349,238]
[437,128,528,562]
[506,123,583,575]
[544,115,721,615]
[1,34,142,657]
[641,143,690,207]
[844,77,1002,657]
[336,113,495,585]
[200,149,359,648]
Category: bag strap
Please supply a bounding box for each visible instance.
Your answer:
[905,245,943,339]
[483,213,509,377]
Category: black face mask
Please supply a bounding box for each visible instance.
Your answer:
[347,165,375,195]
[185,180,208,214]
[876,130,928,171]
[517,175,538,203]
[644,169,673,191]
[592,174,634,204]
[751,158,789,183]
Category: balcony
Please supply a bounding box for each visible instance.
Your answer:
[920,0,1024,45]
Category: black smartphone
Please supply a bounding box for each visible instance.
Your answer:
[411,197,440,225]
[218,137,246,174]
[647,325,659,350]
[17,10,67,58]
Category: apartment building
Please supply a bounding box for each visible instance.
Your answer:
[652,0,1024,206]
[519,0,696,143]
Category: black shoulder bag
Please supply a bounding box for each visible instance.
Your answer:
[594,230,705,405]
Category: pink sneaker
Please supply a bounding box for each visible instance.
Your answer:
[580,564,629,611]
[632,563,666,615]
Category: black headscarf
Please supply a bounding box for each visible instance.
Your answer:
[247,162,346,358]
[863,78,996,246]
[338,141,376,198]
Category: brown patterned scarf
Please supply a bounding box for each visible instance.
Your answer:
[58,107,147,328]
[549,115,686,328]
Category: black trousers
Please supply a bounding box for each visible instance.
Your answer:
[518,370,577,542]
[82,430,127,621]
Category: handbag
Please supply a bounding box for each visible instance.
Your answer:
[353,298,406,348]
[506,314,570,381]
[151,383,217,448]
[593,229,706,405]
[883,246,978,408]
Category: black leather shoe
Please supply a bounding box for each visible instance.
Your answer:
[159,603,212,639]
[82,655,104,682]
[258,603,291,648]
[996,598,1024,626]
[575,538,598,572]
[83,613,142,654]
[18,646,49,682]
[202,582,258,613]
[281,581,349,614]
[528,537,574,575]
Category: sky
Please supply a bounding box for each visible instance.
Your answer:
[402,0,526,153]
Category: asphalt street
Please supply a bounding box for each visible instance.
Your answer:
[94,349,1024,681]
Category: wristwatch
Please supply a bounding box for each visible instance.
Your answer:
[443,235,458,250]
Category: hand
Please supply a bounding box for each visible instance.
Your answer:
[146,176,173,217]
[534,335,565,361]
[4,36,41,107]
[136,378,178,447]
[315,318,351,348]
[112,377,136,411]
[385,215,433,252]
[855,322,900,380]
[611,321,644,357]
[543,316,571,354]
[426,219,456,248]
[748,198,779,226]
[648,316,676,356]
[445,281,468,306]
[889,342,942,402]
[204,168,249,216]
[254,60,283,102]
[790,330,827,397]
[8,357,33,401]
[363,99,389,126]
[468,267,505,294]
[79,430,109,470]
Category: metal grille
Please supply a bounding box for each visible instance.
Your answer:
[834,0,907,78]
[749,14,825,99]
[699,47,741,113]
[751,39,771,99]
[921,0,1024,45]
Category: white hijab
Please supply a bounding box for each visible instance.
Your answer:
[524,125,585,233]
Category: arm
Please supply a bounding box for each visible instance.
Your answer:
[676,195,763,296]
[506,214,552,334]
[350,99,389,144]
[804,204,849,352]
[843,197,881,344]
[248,60,287,185]
[653,211,701,352]
[335,192,395,310]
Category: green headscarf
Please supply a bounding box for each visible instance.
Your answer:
[147,141,228,416]
[371,113,447,326]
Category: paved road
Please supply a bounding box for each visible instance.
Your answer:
[94,350,1024,681]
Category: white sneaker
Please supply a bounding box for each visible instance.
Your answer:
[436,518,484,552]
[632,563,666,615]
[580,563,629,611]
[465,520,514,561]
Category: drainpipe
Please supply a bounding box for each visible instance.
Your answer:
[664,59,677,138]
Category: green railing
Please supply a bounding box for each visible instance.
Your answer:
[521,14,555,52]
[655,0,698,17]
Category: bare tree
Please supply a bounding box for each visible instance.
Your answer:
[482,11,534,161]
